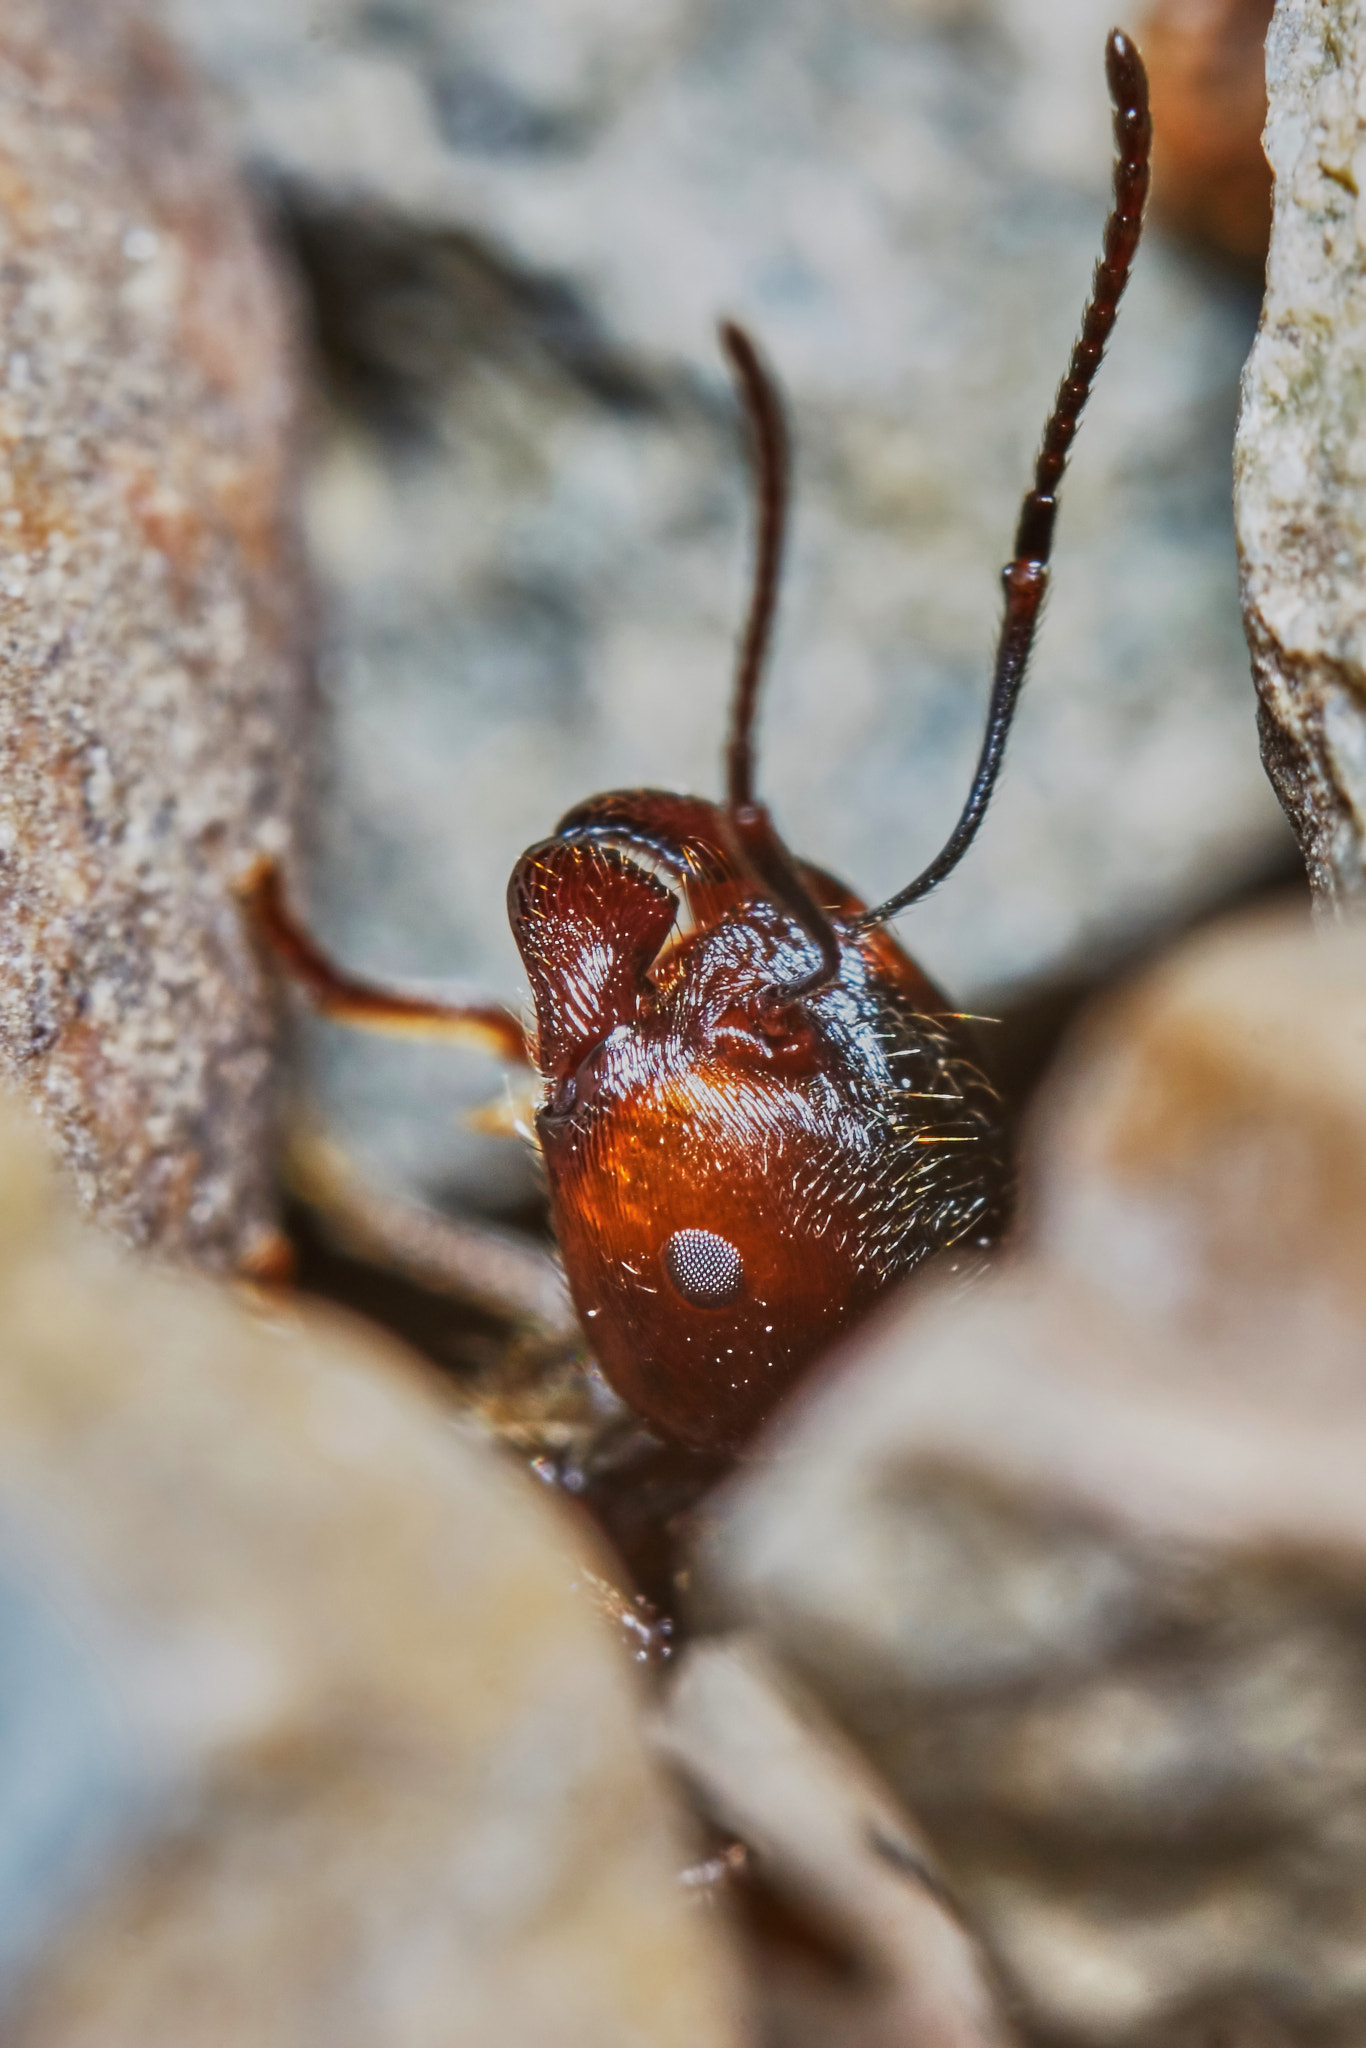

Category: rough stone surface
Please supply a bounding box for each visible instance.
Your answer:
[0,1093,743,2048]
[0,0,308,1265]
[699,910,1366,2047]
[1236,0,1366,905]
[163,0,1287,1216]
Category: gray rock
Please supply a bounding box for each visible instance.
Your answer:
[0,1094,745,2048]
[1236,0,1366,905]
[655,1633,1014,2048]
[0,0,309,1265]
[698,910,1366,2046]
[163,0,1288,1212]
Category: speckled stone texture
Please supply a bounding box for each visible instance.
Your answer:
[1236,0,1366,904]
[164,0,1288,1218]
[0,0,307,1265]
[0,1093,744,2048]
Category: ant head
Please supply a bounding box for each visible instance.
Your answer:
[507,792,839,1091]
[506,787,1005,1449]
[507,790,999,1449]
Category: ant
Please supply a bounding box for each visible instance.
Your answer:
[247,31,1151,1457]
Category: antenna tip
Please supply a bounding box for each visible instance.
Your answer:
[1105,27,1149,116]
[718,319,757,379]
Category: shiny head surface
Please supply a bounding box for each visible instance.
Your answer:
[509,793,1006,1448]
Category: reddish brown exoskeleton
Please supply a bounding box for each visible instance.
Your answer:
[248,33,1151,1454]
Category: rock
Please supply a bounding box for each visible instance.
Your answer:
[655,1634,1013,2048]
[1236,0,1366,905]
[698,909,1366,2047]
[0,1093,744,2048]
[164,0,1287,1215]
[0,0,308,1266]
[1139,0,1274,266]
[1032,906,1366,1365]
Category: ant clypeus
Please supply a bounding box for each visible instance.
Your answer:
[247,31,1151,1461]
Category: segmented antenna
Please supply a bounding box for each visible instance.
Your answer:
[722,321,787,817]
[854,28,1151,935]
[720,320,841,1003]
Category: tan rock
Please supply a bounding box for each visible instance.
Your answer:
[0,1096,743,2048]
[700,911,1366,2046]
[655,1635,1013,2048]
[1140,0,1273,267]
[1032,906,1366,1375]
[0,0,308,1264]
[1236,0,1366,903]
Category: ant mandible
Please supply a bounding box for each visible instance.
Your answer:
[247,31,1151,1455]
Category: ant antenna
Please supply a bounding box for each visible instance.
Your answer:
[855,28,1151,936]
[720,319,841,1004]
[722,320,787,818]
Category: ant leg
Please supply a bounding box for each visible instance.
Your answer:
[286,1127,574,1338]
[236,1224,297,1294]
[240,858,532,1065]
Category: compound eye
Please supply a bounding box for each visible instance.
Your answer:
[662,1227,745,1308]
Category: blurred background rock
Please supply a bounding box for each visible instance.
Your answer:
[1142,0,1275,266]
[158,0,1291,1219]
[700,909,1366,2047]
[0,1091,745,2047]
